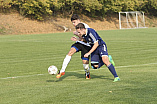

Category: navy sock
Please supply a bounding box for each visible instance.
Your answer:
[108,64,118,77]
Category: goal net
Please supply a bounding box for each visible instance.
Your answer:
[119,11,147,29]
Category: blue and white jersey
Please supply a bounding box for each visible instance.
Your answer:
[82,28,106,46]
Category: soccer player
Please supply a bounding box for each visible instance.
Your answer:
[56,14,91,79]
[75,23,120,82]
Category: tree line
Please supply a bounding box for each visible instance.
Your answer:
[0,0,157,20]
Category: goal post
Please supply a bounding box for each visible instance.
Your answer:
[119,11,147,29]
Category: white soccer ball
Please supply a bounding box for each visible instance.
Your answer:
[48,65,58,75]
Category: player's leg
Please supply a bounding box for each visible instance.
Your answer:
[81,45,91,79]
[100,45,120,82]
[101,55,120,82]
[82,59,90,79]
[56,45,77,78]
[60,47,76,72]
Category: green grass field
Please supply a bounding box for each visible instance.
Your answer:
[0,28,157,104]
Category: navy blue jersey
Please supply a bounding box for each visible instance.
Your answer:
[82,28,106,46]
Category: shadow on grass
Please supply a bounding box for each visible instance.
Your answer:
[46,71,113,82]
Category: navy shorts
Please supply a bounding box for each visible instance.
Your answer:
[91,44,108,63]
[71,42,91,61]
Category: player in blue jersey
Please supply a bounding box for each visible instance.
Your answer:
[75,23,120,82]
[56,14,115,80]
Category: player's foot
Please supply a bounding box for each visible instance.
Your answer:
[56,71,65,78]
[113,77,120,82]
[108,55,115,66]
[85,72,90,79]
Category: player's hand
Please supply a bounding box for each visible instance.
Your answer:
[84,53,90,57]
[73,31,78,35]
[71,36,78,41]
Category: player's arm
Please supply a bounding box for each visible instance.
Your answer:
[71,36,85,41]
[84,41,99,57]
[84,30,99,57]
[71,31,86,42]
[73,31,83,38]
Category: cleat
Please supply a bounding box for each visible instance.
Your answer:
[56,71,65,78]
[108,55,115,66]
[113,77,120,82]
[85,72,90,79]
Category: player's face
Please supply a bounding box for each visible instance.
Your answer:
[72,19,80,27]
[76,28,85,36]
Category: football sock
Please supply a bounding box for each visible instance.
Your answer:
[107,63,118,77]
[60,55,71,73]
[83,64,90,73]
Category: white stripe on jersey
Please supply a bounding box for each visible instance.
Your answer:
[89,33,97,43]
[76,41,91,47]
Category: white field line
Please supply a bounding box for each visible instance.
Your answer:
[0,63,157,80]
[0,74,44,79]
[115,62,157,68]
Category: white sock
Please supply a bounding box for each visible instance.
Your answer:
[60,55,71,73]
[83,64,90,73]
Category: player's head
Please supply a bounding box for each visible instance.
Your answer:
[75,23,86,36]
[71,14,81,27]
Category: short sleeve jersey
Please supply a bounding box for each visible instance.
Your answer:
[82,28,106,46]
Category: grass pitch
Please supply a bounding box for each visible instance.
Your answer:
[0,28,157,104]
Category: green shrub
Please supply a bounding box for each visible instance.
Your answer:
[0,0,12,12]
[143,0,157,16]
[12,0,52,20]
[1,0,156,20]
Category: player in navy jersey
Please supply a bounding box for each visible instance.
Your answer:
[75,23,120,82]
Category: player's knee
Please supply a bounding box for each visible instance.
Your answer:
[68,48,76,56]
[67,51,73,56]
[102,56,110,66]
[103,60,110,66]
[91,62,99,69]
[82,60,89,64]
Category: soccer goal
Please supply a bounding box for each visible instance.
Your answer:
[119,11,147,29]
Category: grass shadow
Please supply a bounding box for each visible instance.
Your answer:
[46,71,113,82]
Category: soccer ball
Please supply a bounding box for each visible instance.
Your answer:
[48,65,58,75]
